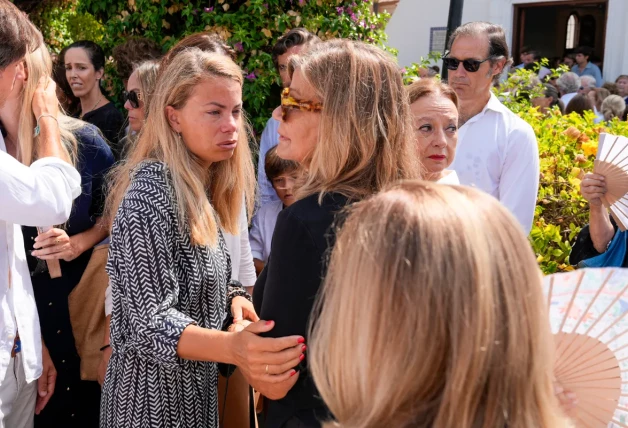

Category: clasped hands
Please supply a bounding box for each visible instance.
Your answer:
[230,296,304,400]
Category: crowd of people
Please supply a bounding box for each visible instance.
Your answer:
[0,0,623,426]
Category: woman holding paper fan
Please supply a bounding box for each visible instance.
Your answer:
[309,181,571,428]
[2,42,114,427]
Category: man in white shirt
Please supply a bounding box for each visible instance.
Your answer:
[0,2,82,426]
[447,21,539,234]
[257,28,319,205]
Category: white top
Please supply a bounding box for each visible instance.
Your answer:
[257,118,280,205]
[561,92,577,107]
[0,134,81,383]
[222,204,256,287]
[105,202,256,316]
[451,93,539,234]
[437,170,460,185]
[249,200,283,263]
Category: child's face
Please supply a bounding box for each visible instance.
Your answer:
[271,172,298,207]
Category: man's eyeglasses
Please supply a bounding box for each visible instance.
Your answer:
[124,90,143,109]
[280,87,323,121]
[442,56,492,73]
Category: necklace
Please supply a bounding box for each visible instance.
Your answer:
[80,94,103,119]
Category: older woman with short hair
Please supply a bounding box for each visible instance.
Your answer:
[407,78,459,183]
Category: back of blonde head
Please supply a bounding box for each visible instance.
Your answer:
[602,94,626,121]
[289,40,422,201]
[310,181,569,428]
[106,49,255,247]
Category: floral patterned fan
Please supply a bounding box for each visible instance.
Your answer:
[544,268,628,427]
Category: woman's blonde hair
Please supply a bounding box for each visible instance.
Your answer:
[132,59,160,120]
[602,94,626,121]
[17,42,79,166]
[106,49,255,247]
[310,180,569,428]
[288,39,422,201]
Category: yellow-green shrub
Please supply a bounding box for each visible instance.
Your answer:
[498,66,628,273]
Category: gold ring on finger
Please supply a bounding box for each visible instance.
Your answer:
[265,364,269,375]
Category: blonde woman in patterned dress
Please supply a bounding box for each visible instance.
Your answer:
[101,49,306,428]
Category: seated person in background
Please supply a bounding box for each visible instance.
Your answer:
[532,83,564,115]
[601,94,626,122]
[407,78,459,183]
[309,181,571,428]
[250,146,299,275]
[556,72,581,106]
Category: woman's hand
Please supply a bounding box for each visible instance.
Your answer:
[580,173,607,207]
[554,383,578,417]
[32,228,82,262]
[231,320,305,400]
[231,296,260,324]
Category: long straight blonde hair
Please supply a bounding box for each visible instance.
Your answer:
[16,42,78,166]
[310,181,570,428]
[288,40,422,201]
[106,49,255,247]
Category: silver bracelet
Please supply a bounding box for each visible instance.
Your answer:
[34,114,59,137]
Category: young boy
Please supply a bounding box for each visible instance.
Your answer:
[250,146,299,275]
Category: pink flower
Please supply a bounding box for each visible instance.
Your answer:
[204,7,213,12]
[235,42,244,52]
[246,72,256,80]
[336,7,344,15]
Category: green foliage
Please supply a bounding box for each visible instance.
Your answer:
[78,0,391,134]
[497,64,628,274]
[29,1,104,54]
[401,51,442,84]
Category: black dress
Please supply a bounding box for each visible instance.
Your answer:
[23,125,115,427]
[253,192,349,428]
[80,102,125,161]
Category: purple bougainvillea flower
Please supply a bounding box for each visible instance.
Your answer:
[204,7,214,12]
[336,6,344,15]
[235,42,244,52]
[246,72,256,80]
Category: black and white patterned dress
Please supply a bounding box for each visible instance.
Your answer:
[101,161,245,428]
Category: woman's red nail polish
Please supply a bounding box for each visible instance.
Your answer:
[299,354,305,361]
[265,320,273,326]
[301,345,307,352]
[290,370,297,377]
[297,337,305,344]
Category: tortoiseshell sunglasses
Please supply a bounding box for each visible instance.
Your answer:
[280,87,323,121]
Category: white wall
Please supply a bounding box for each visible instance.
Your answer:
[386,0,628,81]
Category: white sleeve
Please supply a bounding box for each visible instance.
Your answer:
[0,152,81,226]
[498,122,540,235]
[249,208,264,262]
[104,282,112,316]
[258,119,280,205]
[237,207,257,287]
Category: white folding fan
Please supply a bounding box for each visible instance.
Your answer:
[594,133,628,231]
[544,267,628,427]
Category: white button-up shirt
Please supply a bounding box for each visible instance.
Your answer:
[451,93,539,234]
[0,133,81,383]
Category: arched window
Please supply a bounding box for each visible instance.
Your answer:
[565,14,578,49]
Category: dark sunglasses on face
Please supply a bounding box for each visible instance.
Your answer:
[280,87,323,121]
[124,90,142,109]
[442,56,492,73]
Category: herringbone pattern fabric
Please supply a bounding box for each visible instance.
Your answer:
[101,161,233,428]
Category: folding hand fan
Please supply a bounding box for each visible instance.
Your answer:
[544,267,628,427]
[594,133,628,231]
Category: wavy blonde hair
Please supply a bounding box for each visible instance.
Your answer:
[106,49,255,247]
[288,40,422,201]
[16,42,78,166]
[310,181,569,428]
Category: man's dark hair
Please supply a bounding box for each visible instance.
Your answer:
[0,0,42,69]
[265,146,299,182]
[271,28,320,69]
[447,22,513,83]
[112,37,163,81]
[575,46,593,59]
[529,50,542,62]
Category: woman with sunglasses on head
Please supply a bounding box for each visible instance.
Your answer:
[63,41,125,160]
[251,39,421,428]
[120,60,160,158]
[9,42,115,427]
